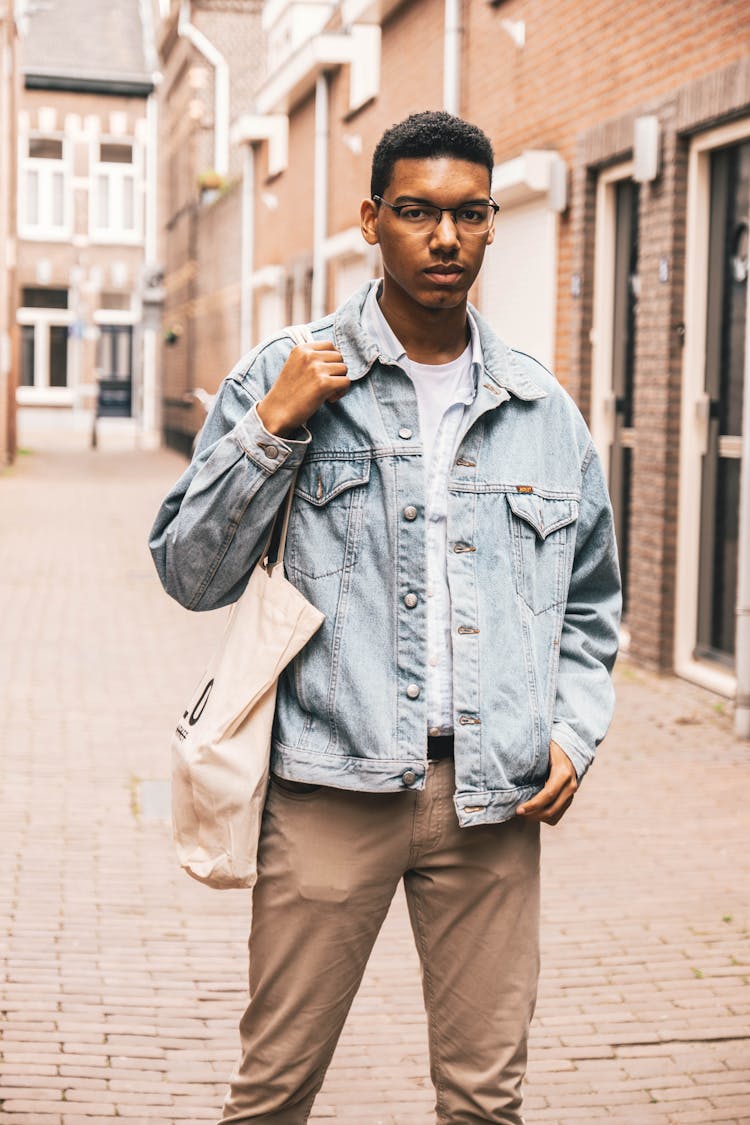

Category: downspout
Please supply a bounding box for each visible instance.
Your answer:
[145,88,159,266]
[443,0,462,115]
[178,0,229,176]
[311,72,329,321]
[139,87,162,445]
[735,286,750,738]
[240,142,255,352]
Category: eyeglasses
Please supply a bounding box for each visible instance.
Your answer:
[372,195,500,235]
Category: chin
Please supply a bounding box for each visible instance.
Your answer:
[419,289,467,309]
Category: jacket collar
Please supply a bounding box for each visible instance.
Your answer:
[332,280,547,402]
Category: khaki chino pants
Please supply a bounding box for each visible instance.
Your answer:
[221,759,541,1125]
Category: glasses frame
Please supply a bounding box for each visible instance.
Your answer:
[372,194,500,235]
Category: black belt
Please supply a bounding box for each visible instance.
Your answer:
[427,734,454,761]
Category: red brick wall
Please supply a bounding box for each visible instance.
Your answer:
[194,181,242,394]
[463,0,750,385]
[254,89,316,276]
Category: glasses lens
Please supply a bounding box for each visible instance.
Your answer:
[397,204,442,228]
[456,205,493,233]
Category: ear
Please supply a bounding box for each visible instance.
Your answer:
[486,222,495,247]
[360,197,380,246]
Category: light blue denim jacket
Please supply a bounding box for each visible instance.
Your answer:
[150,282,621,827]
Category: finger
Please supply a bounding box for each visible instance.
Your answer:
[318,366,349,387]
[516,772,573,818]
[516,789,554,818]
[324,378,352,404]
[298,339,336,350]
[296,341,344,361]
[544,793,575,826]
[300,352,347,375]
[325,388,350,403]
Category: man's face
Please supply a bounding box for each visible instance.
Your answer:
[360,156,495,315]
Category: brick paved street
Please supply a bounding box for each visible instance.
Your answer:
[1,442,749,1125]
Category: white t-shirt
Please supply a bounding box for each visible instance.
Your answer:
[364,283,480,734]
[406,347,473,467]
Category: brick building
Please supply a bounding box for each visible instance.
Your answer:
[16,0,160,447]
[157,0,265,455]
[158,0,750,729]
[0,0,19,464]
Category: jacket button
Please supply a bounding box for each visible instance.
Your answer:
[402,769,417,786]
[404,592,418,608]
[406,683,420,699]
[404,505,418,521]
[399,427,413,439]
[262,444,279,459]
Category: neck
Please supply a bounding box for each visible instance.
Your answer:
[378,282,470,364]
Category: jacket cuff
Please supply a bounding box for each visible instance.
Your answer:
[550,720,595,781]
[236,403,312,473]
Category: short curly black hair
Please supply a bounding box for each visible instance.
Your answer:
[370,110,494,199]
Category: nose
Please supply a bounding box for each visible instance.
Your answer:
[429,210,461,251]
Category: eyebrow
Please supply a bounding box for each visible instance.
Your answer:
[391,194,491,206]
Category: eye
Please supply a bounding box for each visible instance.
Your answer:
[399,206,430,222]
[457,206,486,224]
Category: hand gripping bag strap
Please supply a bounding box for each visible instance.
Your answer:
[260,322,314,574]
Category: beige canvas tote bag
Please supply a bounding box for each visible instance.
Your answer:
[171,326,324,889]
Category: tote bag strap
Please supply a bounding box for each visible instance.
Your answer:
[262,323,314,575]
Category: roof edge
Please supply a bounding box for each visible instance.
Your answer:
[24,71,154,97]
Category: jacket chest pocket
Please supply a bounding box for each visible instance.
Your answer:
[286,456,371,580]
[506,491,579,615]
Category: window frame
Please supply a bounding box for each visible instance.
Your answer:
[18,131,73,240]
[16,302,75,403]
[88,135,143,245]
[674,117,750,700]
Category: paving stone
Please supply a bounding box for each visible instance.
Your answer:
[1,445,748,1124]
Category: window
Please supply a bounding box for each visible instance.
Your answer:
[49,326,69,388]
[29,138,63,160]
[91,139,140,241]
[17,287,72,396]
[21,286,68,309]
[99,142,133,165]
[20,325,35,387]
[100,291,131,311]
[20,134,70,237]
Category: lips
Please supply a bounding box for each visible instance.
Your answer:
[424,264,465,284]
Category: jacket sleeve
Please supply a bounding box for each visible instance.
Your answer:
[148,360,311,611]
[550,440,622,779]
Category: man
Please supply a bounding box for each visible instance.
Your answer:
[150,110,621,1125]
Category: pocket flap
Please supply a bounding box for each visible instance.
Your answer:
[295,456,371,506]
[506,491,579,540]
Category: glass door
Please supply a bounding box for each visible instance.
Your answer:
[609,179,640,615]
[96,324,133,417]
[695,140,749,665]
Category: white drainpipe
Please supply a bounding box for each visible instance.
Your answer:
[735,289,750,738]
[178,0,229,175]
[443,0,462,115]
[311,72,329,321]
[240,143,255,352]
[140,88,161,445]
[145,89,159,265]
